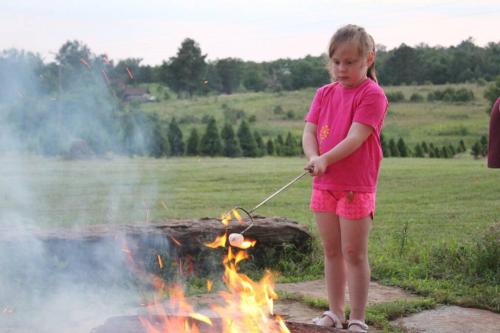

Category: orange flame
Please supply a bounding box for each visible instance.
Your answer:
[126,67,134,79]
[137,211,289,332]
[80,58,91,70]
[169,235,182,247]
[157,255,164,269]
[205,233,227,248]
[101,69,111,85]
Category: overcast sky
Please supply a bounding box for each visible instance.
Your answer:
[0,0,498,65]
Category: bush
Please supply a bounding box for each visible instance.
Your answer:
[386,91,405,102]
[428,87,474,102]
[409,93,424,102]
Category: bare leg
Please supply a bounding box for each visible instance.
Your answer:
[315,212,346,324]
[339,216,371,326]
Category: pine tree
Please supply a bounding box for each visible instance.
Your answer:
[186,127,200,155]
[479,135,488,157]
[434,147,441,158]
[441,146,449,158]
[237,120,257,157]
[397,138,408,157]
[253,130,266,157]
[389,138,400,157]
[220,123,241,157]
[448,144,456,156]
[275,134,284,156]
[282,132,297,156]
[414,143,424,157]
[381,133,389,157]
[168,117,185,156]
[149,114,169,158]
[200,117,222,156]
[266,138,275,155]
[459,139,466,152]
[421,141,429,153]
[471,142,481,159]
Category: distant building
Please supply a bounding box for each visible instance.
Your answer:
[122,86,157,103]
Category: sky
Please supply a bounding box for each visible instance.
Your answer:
[0,0,499,65]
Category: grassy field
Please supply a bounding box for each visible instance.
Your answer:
[2,155,499,311]
[140,82,492,148]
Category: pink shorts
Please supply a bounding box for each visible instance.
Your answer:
[310,189,376,220]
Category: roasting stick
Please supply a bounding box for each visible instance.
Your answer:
[228,169,312,247]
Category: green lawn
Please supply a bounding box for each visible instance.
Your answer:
[2,155,499,310]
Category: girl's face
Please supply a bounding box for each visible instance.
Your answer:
[331,41,374,88]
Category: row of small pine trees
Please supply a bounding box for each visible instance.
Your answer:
[381,135,467,158]
[169,117,301,157]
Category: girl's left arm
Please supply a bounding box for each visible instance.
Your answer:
[309,122,373,176]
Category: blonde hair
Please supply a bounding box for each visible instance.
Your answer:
[327,24,377,83]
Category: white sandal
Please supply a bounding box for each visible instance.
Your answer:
[348,319,368,332]
[312,310,344,328]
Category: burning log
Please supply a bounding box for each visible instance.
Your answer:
[91,315,344,333]
[0,216,312,283]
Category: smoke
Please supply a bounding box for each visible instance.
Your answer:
[0,49,169,333]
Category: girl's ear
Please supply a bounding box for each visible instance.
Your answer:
[366,51,375,67]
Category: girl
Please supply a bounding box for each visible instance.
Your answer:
[303,24,388,332]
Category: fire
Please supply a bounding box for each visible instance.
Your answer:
[126,67,134,79]
[80,58,91,70]
[137,213,289,333]
[205,233,228,249]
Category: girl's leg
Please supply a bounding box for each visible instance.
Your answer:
[315,212,346,323]
[339,216,371,324]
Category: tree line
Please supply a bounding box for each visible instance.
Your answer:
[1,37,499,102]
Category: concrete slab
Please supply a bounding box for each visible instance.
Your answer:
[391,305,500,333]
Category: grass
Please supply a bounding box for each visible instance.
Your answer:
[140,82,492,147]
[2,155,499,311]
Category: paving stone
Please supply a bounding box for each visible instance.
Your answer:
[391,305,500,333]
[276,279,418,305]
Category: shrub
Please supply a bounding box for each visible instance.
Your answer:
[409,93,424,102]
[386,91,405,102]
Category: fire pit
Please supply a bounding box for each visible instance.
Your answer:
[91,315,344,333]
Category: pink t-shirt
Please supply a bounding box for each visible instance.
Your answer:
[305,79,388,192]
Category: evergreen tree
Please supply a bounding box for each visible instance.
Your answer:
[266,138,275,155]
[479,135,488,157]
[282,132,298,156]
[237,120,257,157]
[459,139,466,152]
[186,127,200,155]
[275,134,284,156]
[421,141,429,153]
[200,117,222,156]
[471,142,481,159]
[448,144,456,156]
[441,146,449,158]
[397,138,409,157]
[381,133,389,157]
[253,130,266,157]
[220,123,241,157]
[389,138,400,157]
[168,117,185,156]
[433,147,441,158]
[414,143,424,157]
[149,114,169,158]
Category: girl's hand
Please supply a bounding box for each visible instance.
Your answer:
[305,155,328,176]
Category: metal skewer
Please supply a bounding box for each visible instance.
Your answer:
[232,170,310,235]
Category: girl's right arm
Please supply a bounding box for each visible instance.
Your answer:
[302,122,320,172]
